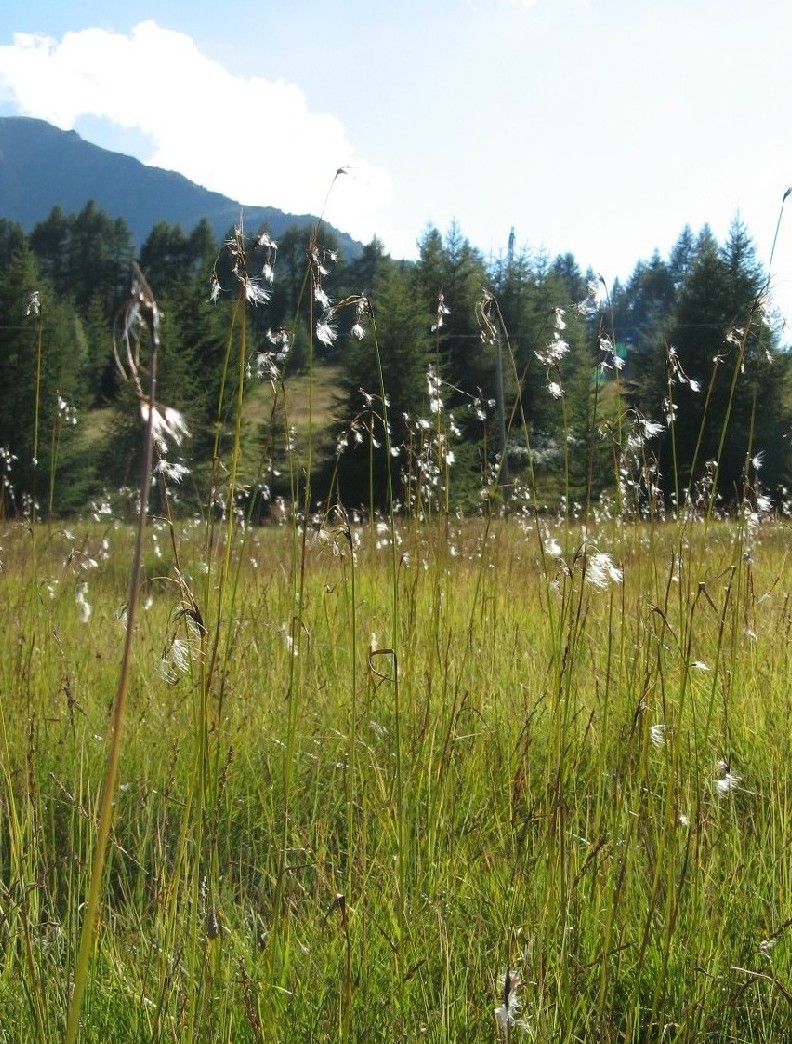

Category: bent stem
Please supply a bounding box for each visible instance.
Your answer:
[65,270,160,1044]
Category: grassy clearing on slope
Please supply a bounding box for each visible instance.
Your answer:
[237,361,344,484]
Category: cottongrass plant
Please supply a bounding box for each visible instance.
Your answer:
[64,261,163,1044]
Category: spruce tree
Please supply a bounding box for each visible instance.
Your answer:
[639,221,791,506]
[0,246,87,513]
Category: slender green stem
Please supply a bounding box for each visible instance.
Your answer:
[65,279,159,1044]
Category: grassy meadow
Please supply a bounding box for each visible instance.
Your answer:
[2,231,792,1043]
[1,506,791,1042]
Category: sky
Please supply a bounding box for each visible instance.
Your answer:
[1,0,792,337]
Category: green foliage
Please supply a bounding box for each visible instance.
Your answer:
[0,217,26,270]
[0,245,89,512]
[416,222,490,400]
[0,198,789,518]
[618,220,792,507]
[31,201,134,316]
[335,255,430,508]
[78,293,117,404]
[140,217,217,289]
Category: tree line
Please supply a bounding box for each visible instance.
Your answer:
[0,201,789,519]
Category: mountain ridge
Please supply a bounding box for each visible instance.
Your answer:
[0,115,364,256]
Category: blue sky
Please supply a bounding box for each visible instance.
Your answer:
[1,0,792,336]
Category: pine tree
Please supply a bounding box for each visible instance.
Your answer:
[335,257,429,510]
[0,219,25,273]
[0,246,87,513]
[638,220,791,505]
[31,202,134,317]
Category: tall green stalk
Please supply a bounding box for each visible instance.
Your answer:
[65,267,160,1044]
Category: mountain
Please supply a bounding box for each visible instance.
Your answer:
[0,116,363,256]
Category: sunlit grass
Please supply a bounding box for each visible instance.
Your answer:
[1,510,791,1041]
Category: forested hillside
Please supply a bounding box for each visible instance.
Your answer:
[0,116,362,256]
[0,202,789,520]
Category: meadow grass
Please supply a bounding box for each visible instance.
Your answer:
[1,225,791,1043]
[1,509,791,1042]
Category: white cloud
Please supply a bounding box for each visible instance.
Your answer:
[0,21,391,243]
